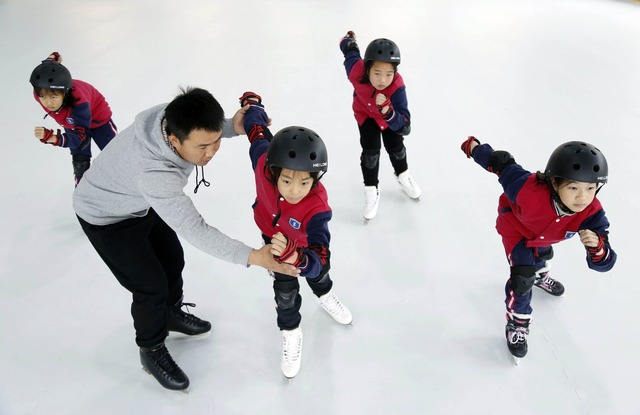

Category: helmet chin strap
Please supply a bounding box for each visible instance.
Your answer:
[545,176,575,215]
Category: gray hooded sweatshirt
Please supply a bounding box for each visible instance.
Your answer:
[73,103,253,266]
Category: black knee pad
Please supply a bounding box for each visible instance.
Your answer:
[309,273,330,285]
[538,247,554,262]
[389,146,407,161]
[361,151,380,170]
[72,155,91,179]
[510,265,536,296]
[275,288,298,309]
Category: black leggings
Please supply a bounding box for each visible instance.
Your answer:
[262,234,333,330]
[358,118,408,186]
[77,209,185,348]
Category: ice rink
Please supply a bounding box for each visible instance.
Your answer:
[1,0,639,414]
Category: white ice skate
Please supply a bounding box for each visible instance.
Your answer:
[281,327,303,378]
[396,170,421,200]
[363,186,380,220]
[318,291,353,325]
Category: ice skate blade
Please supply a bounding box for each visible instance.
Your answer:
[513,356,520,365]
[167,330,212,339]
[141,367,190,393]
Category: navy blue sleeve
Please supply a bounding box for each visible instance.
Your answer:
[342,48,361,77]
[579,209,617,272]
[472,143,530,203]
[386,85,410,133]
[244,104,271,170]
[300,210,332,278]
[249,139,269,170]
[498,164,532,204]
[61,102,91,149]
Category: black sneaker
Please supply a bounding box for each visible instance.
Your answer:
[140,343,189,390]
[505,322,529,358]
[534,271,565,296]
[167,301,212,335]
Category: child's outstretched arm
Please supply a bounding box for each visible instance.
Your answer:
[238,92,274,170]
[461,136,515,174]
[339,30,361,76]
[461,136,530,203]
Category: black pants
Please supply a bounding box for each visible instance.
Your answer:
[77,209,184,348]
[358,118,408,186]
[262,234,333,330]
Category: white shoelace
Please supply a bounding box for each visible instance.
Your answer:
[508,327,528,345]
[320,295,346,317]
[282,334,302,363]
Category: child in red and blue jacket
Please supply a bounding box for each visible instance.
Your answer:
[30,52,117,185]
[339,31,421,220]
[461,137,616,360]
[239,92,352,379]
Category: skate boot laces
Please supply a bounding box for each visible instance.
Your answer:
[507,324,529,346]
[318,293,353,324]
[282,329,302,363]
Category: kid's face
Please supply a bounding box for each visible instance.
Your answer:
[277,168,313,204]
[37,89,65,112]
[368,61,396,90]
[554,181,597,212]
[169,128,222,166]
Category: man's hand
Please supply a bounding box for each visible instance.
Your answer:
[232,106,272,136]
[248,244,300,277]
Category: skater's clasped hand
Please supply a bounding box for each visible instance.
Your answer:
[248,244,300,277]
[375,93,391,115]
[270,232,304,267]
[34,126,60,145]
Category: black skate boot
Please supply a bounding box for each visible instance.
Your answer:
[505,316,531,360]
[140,343,189,390]
[167,300,211,336]
[533,269,565,296]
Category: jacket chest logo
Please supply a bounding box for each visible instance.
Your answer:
[288,217,301,230]
[66,117,75,125]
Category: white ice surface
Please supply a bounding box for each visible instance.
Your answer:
[1,0,639,414]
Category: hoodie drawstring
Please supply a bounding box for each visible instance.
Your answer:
[194,165,210,194]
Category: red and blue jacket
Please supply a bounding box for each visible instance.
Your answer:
[473,143,616,272]
[34,79,112,149]
[250,139,332,278]
[341,46,410,133]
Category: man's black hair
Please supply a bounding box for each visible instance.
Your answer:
[165,87,225,143]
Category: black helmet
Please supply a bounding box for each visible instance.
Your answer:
[29,62,72,92]
[545,141,608,185]
[266,126,328,173]
[364,38,401,64]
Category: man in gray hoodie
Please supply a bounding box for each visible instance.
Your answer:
[73,87,299,391]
